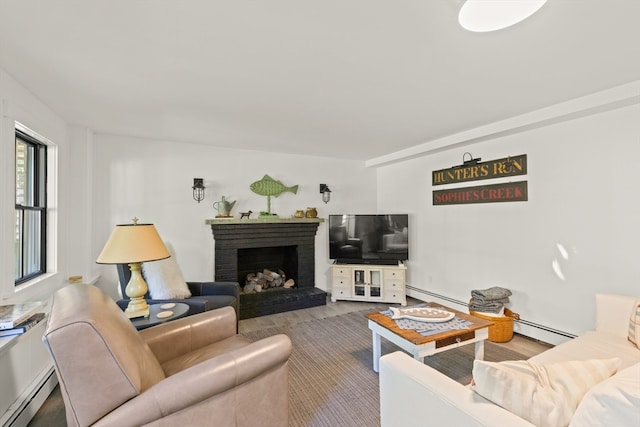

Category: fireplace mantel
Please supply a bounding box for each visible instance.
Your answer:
[207,217,327,318]
[205,218,325,225]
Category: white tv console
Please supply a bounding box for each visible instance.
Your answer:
[330,263,407,306]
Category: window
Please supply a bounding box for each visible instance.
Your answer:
[15,128,47,285]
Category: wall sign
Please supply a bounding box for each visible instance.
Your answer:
[432,154,527,186]
[433,181,528,205]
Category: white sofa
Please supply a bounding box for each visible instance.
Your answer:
[379,294,640,427]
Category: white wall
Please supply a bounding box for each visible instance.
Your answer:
[65,125,96,284]
[376,102,640,344]
[91,134,377,299]
[0,71,93,302]
[0,68,72,303]
[0,66,91,425]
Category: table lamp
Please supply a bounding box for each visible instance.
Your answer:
[96,219,170,318]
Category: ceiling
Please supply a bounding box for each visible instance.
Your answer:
[0,0,639,161]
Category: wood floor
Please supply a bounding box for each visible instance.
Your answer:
[240,297,552,357]
[28,297,551,426]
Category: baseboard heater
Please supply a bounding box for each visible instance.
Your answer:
[3,368,57,427]
[406,286,577,340]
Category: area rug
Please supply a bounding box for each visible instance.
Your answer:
[244,309,528,427]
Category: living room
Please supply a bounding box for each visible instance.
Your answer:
[1,1,639,426]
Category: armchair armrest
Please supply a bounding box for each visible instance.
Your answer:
[187,281,240,298]
[140,306,237,364]
[380,352,534,427]
[99,334,292,427]
[345,238,362,247]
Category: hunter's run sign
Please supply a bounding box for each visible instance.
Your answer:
[432,154,527,185]
[432,154,528,205]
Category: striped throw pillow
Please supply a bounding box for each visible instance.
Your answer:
[472,358,620,427]
[628,298,640,348]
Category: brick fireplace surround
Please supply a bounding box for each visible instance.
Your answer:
[207,218,327,319]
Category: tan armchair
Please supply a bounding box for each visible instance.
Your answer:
[42,284,292,427]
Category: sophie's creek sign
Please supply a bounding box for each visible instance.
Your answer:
[432,154,528,205]
[433,181,528,205]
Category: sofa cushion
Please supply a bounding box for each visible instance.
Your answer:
[628,298,640,348]
[143,256,192,299]
[529,330,640,370]
[472,358,620,427]
[569,362,640,427]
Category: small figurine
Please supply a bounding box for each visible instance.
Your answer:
[240,211,253,219]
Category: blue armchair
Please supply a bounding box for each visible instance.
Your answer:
[115,263,240,329]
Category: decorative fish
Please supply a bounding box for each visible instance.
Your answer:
[389,306,455,323]
[250,175,298,197]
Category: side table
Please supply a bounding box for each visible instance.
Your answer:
[130,303,189,330]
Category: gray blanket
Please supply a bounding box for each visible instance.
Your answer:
[469,300,504,314]
[471,286,512,302]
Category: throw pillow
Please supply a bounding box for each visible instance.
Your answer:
[628,298,640,348]
[472,358,621,427]
[569,363,640,427]
[142,256,192,299]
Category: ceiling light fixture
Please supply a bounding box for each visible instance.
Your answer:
[459,0,547,32]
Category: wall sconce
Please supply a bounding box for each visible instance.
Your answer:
[320,184,331,204]
[192,178,205,203]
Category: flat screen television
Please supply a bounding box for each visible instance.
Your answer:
[329,214,409,265]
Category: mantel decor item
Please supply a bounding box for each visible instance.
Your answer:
[213,196,236,218]
[96,218,170,318]
[249,174,298,218]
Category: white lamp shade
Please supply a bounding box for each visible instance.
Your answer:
[96,224,170,264]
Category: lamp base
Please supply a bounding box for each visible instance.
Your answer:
[124,298,150,318]
[124,262,150,318]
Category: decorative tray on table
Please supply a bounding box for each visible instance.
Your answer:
[389,306,455,323]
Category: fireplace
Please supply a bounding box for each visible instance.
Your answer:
[207,218,327,319]
[238,245,298,287]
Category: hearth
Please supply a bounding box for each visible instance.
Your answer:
[207,218,327,319]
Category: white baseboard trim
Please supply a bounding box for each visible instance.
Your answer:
[406,287,576,346]
[2,368,57,427]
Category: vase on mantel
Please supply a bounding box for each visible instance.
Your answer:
[305,207,318,218]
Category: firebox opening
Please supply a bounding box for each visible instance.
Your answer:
[237,245,298,293]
